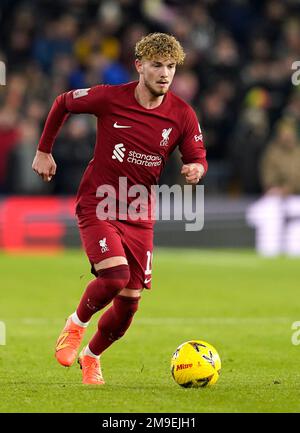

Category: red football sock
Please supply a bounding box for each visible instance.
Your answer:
[76,265,130,323]
[88,295,140,356]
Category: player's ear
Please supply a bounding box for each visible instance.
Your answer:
[135,59,143,74]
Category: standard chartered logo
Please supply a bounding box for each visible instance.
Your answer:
[127,151,162,167]
[112,143,126,162]
[112,144,162,167]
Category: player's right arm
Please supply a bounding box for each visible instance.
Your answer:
[32,86,109,182]
[32,150,57,182]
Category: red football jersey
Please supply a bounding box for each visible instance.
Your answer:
[38,81,207,225]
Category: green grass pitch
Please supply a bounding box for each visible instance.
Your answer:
[1,248,300,413]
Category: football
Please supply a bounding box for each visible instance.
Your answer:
[171,340,221,388]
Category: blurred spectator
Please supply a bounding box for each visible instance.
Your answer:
[6,118,51,194]
[5,6,35,68]
[102,60,130,85]
[33,15,79,72]
[209,31,240,76]
[0,108,20,192]
[172,70,199,105]
[53,116,95,194]
[260,117,300,196]
[284,89,300,125]
[200,87,234,160]
[230,107,270,194]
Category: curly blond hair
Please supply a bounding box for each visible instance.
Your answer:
[135,33,185,65]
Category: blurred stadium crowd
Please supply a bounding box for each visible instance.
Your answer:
[0,0,299,196]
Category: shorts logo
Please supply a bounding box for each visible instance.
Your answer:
[112,143,126,162]
[99,237,109,253]
[160,127,172,146]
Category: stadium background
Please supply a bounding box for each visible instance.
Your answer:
[0,0,300,252]
[1,0,300,414]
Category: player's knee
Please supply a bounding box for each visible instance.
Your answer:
[97,264,130,292]
[119,287,143,297]
[114,295,140,318]
[85,264,130,313]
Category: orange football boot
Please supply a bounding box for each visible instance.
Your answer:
[55,316,86,367]
[78,348,105,385]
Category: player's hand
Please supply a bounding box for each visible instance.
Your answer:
[181,163,204,185]
[32,150,57,182]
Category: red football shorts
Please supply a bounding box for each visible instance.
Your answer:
[77,215,154,290]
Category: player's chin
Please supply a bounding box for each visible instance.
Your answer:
[160,87,169,95]
[155,84,169,95]
[153,89,168,97]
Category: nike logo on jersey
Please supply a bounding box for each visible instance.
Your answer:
[144,278,152,284]
[113,122,132,129]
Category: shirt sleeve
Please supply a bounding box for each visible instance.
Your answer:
[65,85,109,115]
[179,105,208,176]
[38,85,109,153]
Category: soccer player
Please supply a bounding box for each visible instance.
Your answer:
[32,33,207,385]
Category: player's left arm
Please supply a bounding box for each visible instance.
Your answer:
[179,106,207,185]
